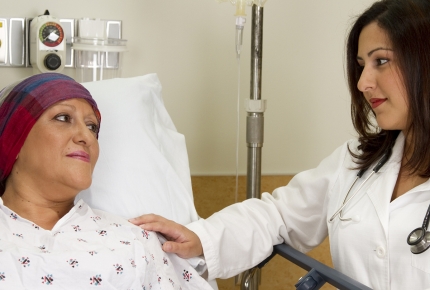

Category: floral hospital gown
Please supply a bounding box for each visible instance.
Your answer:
[0,199,212,290]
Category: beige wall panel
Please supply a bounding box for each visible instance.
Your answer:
[0,0,375,175]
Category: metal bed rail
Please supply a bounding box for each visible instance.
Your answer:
[253,244,373,290]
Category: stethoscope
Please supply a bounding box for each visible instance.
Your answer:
[329,147,430,254]
[329,149,392,223]
[407,204,430,254]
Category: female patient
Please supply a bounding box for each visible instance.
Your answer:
[0,73,211,289]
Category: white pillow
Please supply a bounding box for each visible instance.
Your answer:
[76,74,199,225]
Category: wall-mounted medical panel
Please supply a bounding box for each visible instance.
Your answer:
[0,18,26,67]
[1,16,121,69]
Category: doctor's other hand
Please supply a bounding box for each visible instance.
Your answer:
[129,214,203,259]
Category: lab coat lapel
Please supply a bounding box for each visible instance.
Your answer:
[366,166,398,238]
[365,134,404,239]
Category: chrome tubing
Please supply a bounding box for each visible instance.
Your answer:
[246,113,264,199]
[247,3,264,200]
[241,268,259,290]
[242,4,264,290]
[250,4,264,102]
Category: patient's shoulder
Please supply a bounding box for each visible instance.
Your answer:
[91,208,129,225]
[74,199,129,225]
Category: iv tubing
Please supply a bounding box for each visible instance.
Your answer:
[234,1,246,203]
[235,55,241,204]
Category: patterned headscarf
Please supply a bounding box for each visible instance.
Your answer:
[0,73,101,194]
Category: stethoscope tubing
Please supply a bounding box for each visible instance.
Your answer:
[421,203,430,230]
[329,149,391,223]
[329,172,375,222]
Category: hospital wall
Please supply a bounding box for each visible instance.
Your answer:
[1,0,376,176]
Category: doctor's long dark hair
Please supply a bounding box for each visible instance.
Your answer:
[347,0,430,177]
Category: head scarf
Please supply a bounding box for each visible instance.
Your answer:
[0,73,101,194]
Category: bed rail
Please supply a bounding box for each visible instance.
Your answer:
[246,244,373,290]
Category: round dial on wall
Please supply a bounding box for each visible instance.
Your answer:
[39,22,64,47]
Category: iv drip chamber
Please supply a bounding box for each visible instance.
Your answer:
[235,16,246,59]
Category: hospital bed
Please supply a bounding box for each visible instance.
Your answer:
[75,74,372,290]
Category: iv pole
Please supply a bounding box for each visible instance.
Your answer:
[217,1,266,289]
[246,3,265,203]
[241,3,266,290]
[222,3,372,290]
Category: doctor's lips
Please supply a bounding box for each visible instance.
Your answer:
[369,98,387,109]
[67,151,90,162]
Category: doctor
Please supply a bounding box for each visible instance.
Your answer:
[131,0,430,289]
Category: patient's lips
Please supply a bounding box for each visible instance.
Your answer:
[67,151,90,162]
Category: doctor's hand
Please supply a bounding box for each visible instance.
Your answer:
[129,214,203,259]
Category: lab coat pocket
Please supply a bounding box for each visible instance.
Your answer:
[411,251,430,274]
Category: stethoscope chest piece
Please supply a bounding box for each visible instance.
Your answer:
[408,204,430,254]
[407,227,430,254]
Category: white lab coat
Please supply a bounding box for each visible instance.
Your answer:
[187,132,430,290]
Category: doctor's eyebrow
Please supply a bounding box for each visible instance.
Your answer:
[356,47,394,61]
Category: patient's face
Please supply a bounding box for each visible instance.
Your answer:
[14,98,100,199]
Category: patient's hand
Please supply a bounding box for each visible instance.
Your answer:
[129,214,203,259]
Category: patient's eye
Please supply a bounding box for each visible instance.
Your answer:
[87,123,100,134]
[54,113,71,123]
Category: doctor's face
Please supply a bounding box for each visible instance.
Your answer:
[356,22,409,132]
[13,98,100,200]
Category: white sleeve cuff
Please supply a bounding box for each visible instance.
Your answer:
[186,220,221,281]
